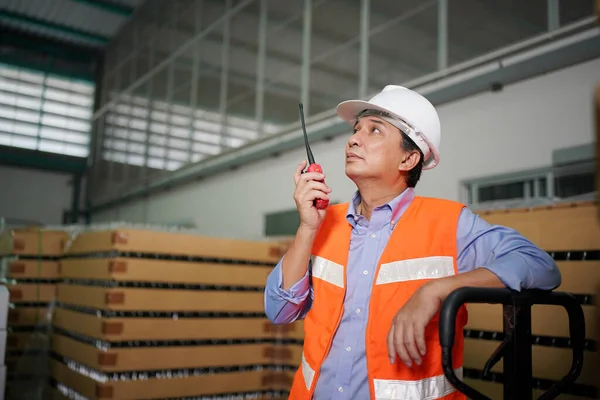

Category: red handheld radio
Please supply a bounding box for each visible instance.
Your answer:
[299,103,329,210]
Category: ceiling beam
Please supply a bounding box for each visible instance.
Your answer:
[70,0,135,17]
[0,9,110,46]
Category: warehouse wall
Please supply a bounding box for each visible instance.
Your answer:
[0,166,74,226]
[93,57,600,239]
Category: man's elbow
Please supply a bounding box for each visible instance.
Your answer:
[547,260,562,290]
[535,252,562,290]
[265,306,284,325]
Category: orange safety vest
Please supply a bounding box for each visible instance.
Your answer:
[288,196,468,400]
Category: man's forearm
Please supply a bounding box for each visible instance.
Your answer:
[426,267,506,301]
[281,225,317,290]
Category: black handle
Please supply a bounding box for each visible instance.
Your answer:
[439,287,586,400]
[440,287,509,400]
[534,292,585,400]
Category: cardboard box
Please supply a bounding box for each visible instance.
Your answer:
[0,229,67,257]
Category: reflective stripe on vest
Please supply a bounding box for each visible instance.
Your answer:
[373,368,463,400]
[311,255,345,288]
[376,256,456,285]
[301,352,316,390]
[312,255,456,288]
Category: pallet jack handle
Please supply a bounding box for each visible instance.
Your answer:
[439,287,586,400]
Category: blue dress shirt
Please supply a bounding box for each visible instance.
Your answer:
[264,188,561,399]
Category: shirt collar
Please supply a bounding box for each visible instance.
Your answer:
[346,188,415,230]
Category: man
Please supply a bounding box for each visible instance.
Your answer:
[264,85,561,400]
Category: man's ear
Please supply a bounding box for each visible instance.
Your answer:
[398,151,421,172]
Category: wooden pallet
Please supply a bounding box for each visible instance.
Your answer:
[51,359,295,399]
[53,308,304,341]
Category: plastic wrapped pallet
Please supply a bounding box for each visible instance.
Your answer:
[50,226,297,399]
[0,227,68,399]
[461,202,600,399]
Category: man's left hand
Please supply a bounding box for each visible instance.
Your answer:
[386,282,444,368]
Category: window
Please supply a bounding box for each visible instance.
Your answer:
[101,93,283,172]
[0,63,95,157]
[463,160,596,210]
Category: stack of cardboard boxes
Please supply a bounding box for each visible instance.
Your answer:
[48,226,299,399]
[467,202,600,399]
[0,227,68,399]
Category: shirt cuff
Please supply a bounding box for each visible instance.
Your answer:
[265,257,311,304]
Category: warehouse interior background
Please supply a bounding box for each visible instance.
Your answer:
[0,0,599,399]
[0,0,597,237]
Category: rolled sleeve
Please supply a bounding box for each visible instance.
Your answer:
[264,256,313,324]
[456,207,561,291]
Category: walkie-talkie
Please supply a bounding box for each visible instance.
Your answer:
[299,103,329,210]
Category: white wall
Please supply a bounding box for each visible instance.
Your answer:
[0,166,73,226]
[93,57,600,240]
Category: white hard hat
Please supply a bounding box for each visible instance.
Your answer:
[336,85,441,170]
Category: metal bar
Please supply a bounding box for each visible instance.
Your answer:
[533,178,540,198]
[546,172,555,198]
[219,0,233,150]
[93,0,255,120]
[70,0,134,16]
[123,21,139,186]
[359,0,370,98]
[161,14,178,171]
[301,0,312,115]
[102,56,121,196]
[141,2,158,183]
[437,0,448,70]
[70,173,82,223]
[187,0,204,164]
[0,9,109,45]
[502,303,533,399]
[548,0,560,31]
[255,0,268,135]
[86,51,106,206]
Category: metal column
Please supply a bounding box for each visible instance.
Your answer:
[301,0,312,115]
[548,0,560,31]
[255,0,268,135]
[219,0,232,150]
[187,1,204,163]
[502,303,534,399]
[359,0,370,98]
[437,0,448,70]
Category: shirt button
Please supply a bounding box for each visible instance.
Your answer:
[370,233,376,238]
[363,270,368,275]
[355,308,361,314]
[346,346,351,352]
[338,387,344,392]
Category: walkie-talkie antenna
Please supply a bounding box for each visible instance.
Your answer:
[299,103,315,165]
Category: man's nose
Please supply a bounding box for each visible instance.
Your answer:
[348,132,361,147]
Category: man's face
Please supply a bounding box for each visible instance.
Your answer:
[344,115,416,182]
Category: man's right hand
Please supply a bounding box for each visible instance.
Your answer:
[293,160,332,232]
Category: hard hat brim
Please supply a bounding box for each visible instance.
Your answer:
[336,100,399,126]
